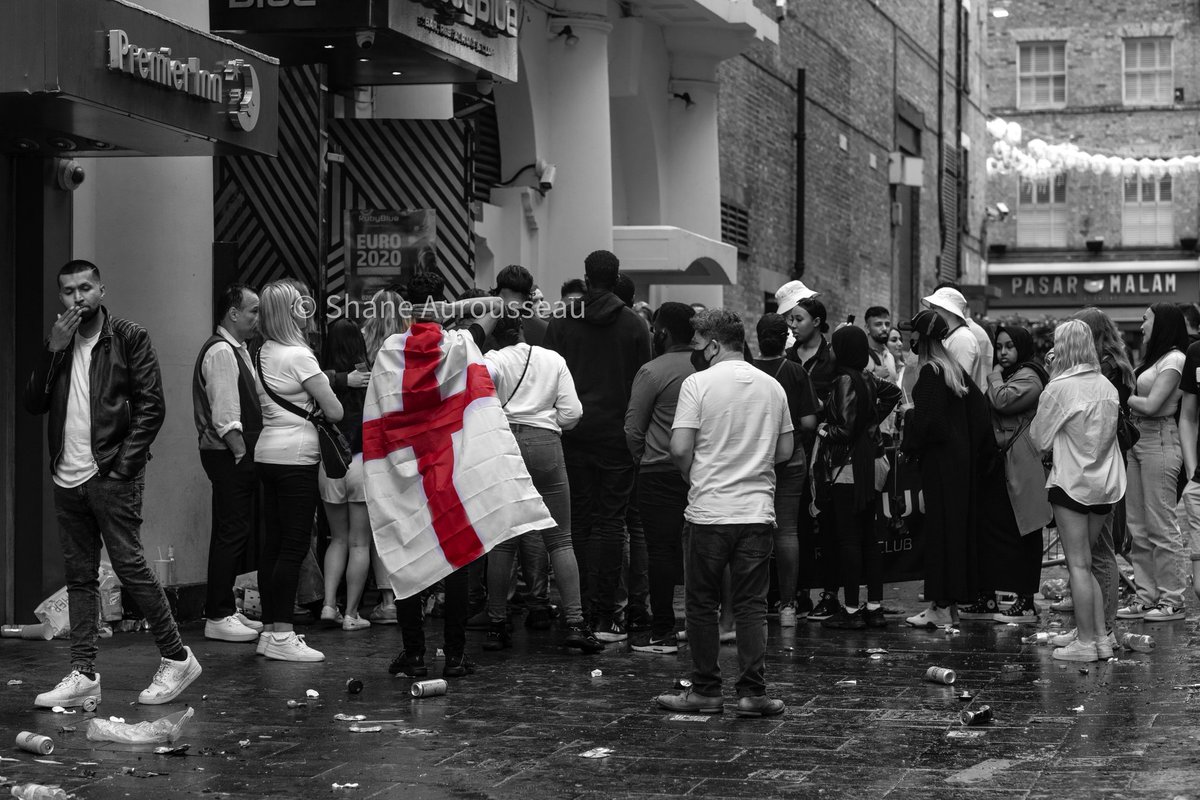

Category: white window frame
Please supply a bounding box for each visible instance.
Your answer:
[1017,42,1067,109]
[1123,38,1173,106]
[1122,175,1174,246]
[1016,175,1067,248]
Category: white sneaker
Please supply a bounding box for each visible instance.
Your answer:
[1052,639,1097,662]
[139,647,202,704]
[1144,604,1186,622]
[320,605,344,624]
[1116,600,1151,619]
[342,615,371,632]
[35,670,101,709]
[1049,627,1078,647]
[1050,596,1074,612]
[263,632,325,662]
[255,632,269,656]
[205,616,259,643]
[779,605,798,628]
[1097,632,1117,660]
[906,604,953,628]
[235,612,264,632]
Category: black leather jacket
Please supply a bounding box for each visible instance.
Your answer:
[23,308,165,480]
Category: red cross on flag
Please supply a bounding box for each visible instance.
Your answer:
[363,322,555,599]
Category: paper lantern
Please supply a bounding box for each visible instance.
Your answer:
[1005,121,1023,144]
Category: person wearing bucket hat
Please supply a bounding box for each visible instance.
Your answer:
[922,285,993,389]
[899,308,994,628]
[775,280,818,317]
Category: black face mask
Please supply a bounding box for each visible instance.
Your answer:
[690,345,713,372]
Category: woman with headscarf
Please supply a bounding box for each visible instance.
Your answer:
[816,326,902,629]
[900,310,995,628]
[958,324,1052,624]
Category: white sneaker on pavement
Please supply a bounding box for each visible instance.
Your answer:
[205,616,259,643]
[906,604,954,628]
[779,605,798,628]
[263,632,325,662]
[139,647,202,704]
[1049,627,1078,647]
[235,612,264,632]
[1143,604,1185,622]
[35,671,101,709]
[1052,639,1098,662]
[255,632,269,656]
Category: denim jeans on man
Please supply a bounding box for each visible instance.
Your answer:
[565,445,636,625]
[55,472,184,674]
[685,522,773,698]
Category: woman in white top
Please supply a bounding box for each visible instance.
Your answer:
[481,316,603,653]
[1030,320,1126,662]
[1120,303,1191,622]
[253,281,343,662]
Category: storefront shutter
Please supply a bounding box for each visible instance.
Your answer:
[939,144,959,282]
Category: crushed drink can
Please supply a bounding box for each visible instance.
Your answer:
[346,678,364,694]
[410,679,448,698]
[16,731,54,755]
[925,666,957,685]
[960,706,993,726]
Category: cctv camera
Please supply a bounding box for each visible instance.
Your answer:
[538,163,556,192]
[996,202,1010,217]
[356,31,375,49]
[55,159,85,191]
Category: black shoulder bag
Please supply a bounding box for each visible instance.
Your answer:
[255,349,352,479]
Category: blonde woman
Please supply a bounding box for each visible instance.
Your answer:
[1030,320,1126,662]
[253,281,343,661]
[900,309,993,628]
[360,289,409,624]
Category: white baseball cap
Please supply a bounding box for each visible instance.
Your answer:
[922,287,968,320]
[775,280,819,315]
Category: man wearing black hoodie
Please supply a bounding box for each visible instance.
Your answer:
[544,250,652,641]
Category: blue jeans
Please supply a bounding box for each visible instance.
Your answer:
[54,472,183,673]
[773,464,805,606]
[684,522,773,698]
[1126,416,1188,608]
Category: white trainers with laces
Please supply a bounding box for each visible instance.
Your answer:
[263,632,325,662]
[1144,604,1185,622]
[1052,639,1098,662]
[1116,600,1151,619]
[205,615,259,643]
[235,612,264,632]
[139,647,202,704]
[35,670,101,709]
[1049,627,1078,647]
[906,604,953,628]
[256,631,270,656]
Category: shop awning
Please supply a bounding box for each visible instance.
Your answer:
[0,0,279,157]
[612,226,738,285]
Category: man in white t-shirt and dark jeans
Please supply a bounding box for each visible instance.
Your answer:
[24,260,201,710]
[655,309,793,717]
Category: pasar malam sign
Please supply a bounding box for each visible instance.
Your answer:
[989,270,1200,308]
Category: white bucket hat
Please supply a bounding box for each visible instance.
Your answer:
[775,280,819,315]
[922,287,968,320]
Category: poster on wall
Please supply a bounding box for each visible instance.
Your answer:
[344,209,438,302]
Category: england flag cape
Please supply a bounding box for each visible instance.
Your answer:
[362,322,554,599]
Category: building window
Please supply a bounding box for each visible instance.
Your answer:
[1016,175,1067,247]
[1018,42,1066,108]
[1123,176,1174,246]
[721,199,751,255]
[1124,38,1173,105]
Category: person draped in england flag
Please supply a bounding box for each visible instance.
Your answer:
[362,271,555,680]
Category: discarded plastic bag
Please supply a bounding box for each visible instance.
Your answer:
[86,707,193,744]
[33,587,70,640]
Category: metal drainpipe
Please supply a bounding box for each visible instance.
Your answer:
[795,68,806,278]
[937,0,946,273]
[955,0,963,279]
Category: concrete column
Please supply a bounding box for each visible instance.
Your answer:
[541,13,613,295]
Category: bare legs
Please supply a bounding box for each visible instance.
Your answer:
[1055,505,1107,645]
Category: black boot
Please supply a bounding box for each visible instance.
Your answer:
[443,653,477,678]
[387,649,428,678]
[563,622,605,653]
[482,620,512,651]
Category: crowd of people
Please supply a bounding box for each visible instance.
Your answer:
[21,253,1200,717]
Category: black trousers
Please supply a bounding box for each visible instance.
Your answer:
[256,462,319,625]
[201,447,259,619]
[399,566,468,659]
[830,484,882,607]
[637,470,688,638]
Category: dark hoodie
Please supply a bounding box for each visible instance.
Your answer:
[544,289,652,454]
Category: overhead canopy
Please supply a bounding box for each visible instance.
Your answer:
[613,226,738,285]
[0,0,279,157]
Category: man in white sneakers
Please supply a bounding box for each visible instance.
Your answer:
[25,260,201,709]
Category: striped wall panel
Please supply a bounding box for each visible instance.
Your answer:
[214,65,322,292]
[326,119,474,300]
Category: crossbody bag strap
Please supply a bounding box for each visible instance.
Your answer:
[997,416,1033,458]
[254,347,317,424]
[501,345,534,410]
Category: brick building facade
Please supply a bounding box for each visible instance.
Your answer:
[985,0,1200,330]
[715,0,988,336]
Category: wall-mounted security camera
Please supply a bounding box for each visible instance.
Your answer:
[995,202,1010,217]
[55,159,85,191]
[775,0,787,22]
[356,30,375,49]
[537,162,556,193]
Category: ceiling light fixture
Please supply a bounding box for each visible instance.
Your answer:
[992,7,1009,17]
[324,44,335,49]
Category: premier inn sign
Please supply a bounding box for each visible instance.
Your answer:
[107,29,262,132]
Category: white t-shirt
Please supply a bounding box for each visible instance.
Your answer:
[254,341,323,465]
[54,330,101,489]
[672,360,793,525]
[485,343,582,434]
[1135,349,1185,417]
[945,325,980,385]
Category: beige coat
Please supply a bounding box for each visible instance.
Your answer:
[986,366,1053,535]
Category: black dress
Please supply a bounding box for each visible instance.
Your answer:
[901,363,994,603]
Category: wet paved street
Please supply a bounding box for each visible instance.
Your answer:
[2,576,1199,799]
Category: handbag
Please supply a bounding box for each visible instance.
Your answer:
[255,350,353,479]
[986,416,1034,478]
[1117,406,1140,452]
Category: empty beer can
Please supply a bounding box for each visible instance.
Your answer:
[410,679,448,698]
[16,732,54,755]
[924,666,957,685]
